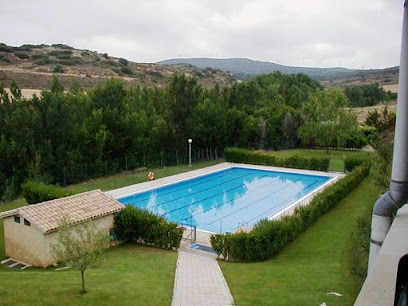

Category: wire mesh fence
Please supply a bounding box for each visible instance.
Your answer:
[1,147,223,202]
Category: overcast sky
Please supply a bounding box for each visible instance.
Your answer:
[0,0,403,69]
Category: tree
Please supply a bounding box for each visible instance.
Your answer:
[298,88,357,152]
[52,217,110,293]
[51,75,64,95]
[118,57,128,66]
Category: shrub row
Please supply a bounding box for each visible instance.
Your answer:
[225,148,330,171]
[22,180,72,204]
[114,206,183,249]
[344,157,366,172]
[210,164,370,262]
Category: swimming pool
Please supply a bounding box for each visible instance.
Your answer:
[118,167,332,233]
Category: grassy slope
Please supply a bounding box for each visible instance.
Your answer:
[220,174,378,306]
[0,244,177,306]
[261,148,373,172]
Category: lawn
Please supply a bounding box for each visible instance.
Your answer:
[219,174,379,305]
[0,159,223,260]
[261,148,374,172]
[0,244,177,306]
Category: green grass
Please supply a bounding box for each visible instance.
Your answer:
[219,174,379,305]
[262,148,374,172]
[0,162,222,305]
[0,159,223,259]
[0,244,177,305]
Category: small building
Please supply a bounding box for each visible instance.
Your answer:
[0,189,125,267]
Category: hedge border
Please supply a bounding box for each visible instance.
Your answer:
[210,164,370,262]
[225,148,330,172]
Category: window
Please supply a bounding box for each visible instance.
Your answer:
[24,219,30,226]
[14,216,20,223]
[109,228,118,240]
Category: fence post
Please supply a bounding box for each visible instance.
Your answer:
[105,160,108,177]
[63,167,66,187]
[85,163,88,180]
[125,156,128,171]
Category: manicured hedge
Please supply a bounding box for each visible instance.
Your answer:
[225,148,330,171]
[22,181,72,204]
[211,164,370,262]
[114,206,183,250]
[344,157,366,172]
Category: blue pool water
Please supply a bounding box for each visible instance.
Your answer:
[118,167,331,233]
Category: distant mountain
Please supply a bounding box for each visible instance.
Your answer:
[157,57,355,78]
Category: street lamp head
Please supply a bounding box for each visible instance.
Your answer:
[188,139,192,143]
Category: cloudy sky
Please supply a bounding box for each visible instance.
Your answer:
[0,0,403,69]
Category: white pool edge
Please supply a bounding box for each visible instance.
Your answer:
[106,162,345,233]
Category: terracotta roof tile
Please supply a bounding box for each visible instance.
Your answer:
[0,190,125,233]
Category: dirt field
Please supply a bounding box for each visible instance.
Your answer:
[352,100,397,124]
[382,84,398,93]
[3,88,43,99]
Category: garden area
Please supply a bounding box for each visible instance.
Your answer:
[0,244,177,306]
[0,160,221,305]
[0,148,380,304]
[219,173,378,305]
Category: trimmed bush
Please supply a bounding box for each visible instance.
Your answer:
[114,206,183,249]
[344,157,365,172]
[22,181,72,204]
[225,148,330,171]
[210,164,370,262]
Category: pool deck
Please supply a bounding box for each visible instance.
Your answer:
[106,162,342,199]
[106,162,343,229]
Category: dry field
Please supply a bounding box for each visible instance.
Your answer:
[352,100,397,125]
[4,88,43,99]
[382,84,398,93]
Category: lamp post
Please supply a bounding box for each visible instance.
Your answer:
[188,139,192,167]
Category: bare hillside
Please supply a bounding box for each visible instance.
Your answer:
[0,43,236,90]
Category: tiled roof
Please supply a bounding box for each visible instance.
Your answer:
[0,190,125,234]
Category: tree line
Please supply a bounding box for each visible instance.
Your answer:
[344,83,396,107]
[0,72,360,200]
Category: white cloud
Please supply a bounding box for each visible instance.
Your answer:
[0,0,403,68]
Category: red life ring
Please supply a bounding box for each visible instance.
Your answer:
[148,172,155,181]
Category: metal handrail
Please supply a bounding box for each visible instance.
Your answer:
[180,223,197,244]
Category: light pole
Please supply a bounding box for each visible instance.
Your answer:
[188,139,192,167]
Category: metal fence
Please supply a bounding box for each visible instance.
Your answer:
[1,148,223,202]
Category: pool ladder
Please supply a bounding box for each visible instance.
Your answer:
[180,223,197,244]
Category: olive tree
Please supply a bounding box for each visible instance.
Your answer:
[52,217,110,293]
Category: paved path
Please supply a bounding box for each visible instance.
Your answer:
[171,250,234,306]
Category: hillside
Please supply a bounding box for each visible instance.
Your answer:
[158,57,399,87]
[158,57,354,77]
[0,43,236,90]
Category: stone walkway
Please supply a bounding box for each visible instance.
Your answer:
[171,250,234,306]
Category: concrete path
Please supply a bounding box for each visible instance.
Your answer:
[171,250,234,306]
